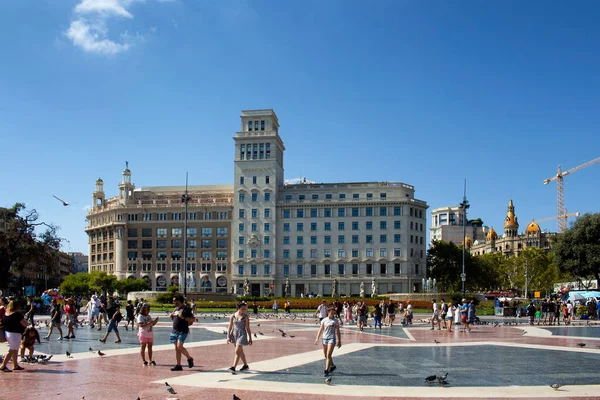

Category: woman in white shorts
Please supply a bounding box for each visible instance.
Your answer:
[0,301,28,372]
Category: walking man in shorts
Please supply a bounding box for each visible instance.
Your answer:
[170,295,195,371]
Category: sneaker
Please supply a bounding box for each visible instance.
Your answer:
[114,340,121,343]
[20,358,27,364]
[228,366,236,374]
[171,365,183,371]
[57,337,63,341]
[150,361,156,366]
[0,367,11,373]
[64,336,70,340]
[187,358,194,368]
[99,339,106,343]
[70,335,76,339]
[328,365,336,373]
[240,365,249,372]
[44,336,49,340]
[143,361,148,366]
[323,369,330,377]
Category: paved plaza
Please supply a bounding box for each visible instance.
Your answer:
[3,314,600,400]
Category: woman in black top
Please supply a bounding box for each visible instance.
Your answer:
[0,301,28,372]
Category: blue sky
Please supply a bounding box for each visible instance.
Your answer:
[1,0,599,254]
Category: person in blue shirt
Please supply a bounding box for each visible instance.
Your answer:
[461,299,471,332]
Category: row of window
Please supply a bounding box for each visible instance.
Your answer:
[280,221,404,232]
[130,262,227,273]
[239,192,272,202]
[247,120,266,131]
[240,143,271,160]
[127,248,228,260]
[278,233,403,245]
[123,212,229,222]
[279,248,402,259]
[128,227,228,238]
[284,193,388,201]
[281,206,401,218]
[127,239,229,250]
[239,176,270,185]
[237,263,420,276]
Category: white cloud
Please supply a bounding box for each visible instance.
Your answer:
[75,0,133,18]
[66,0,171,55]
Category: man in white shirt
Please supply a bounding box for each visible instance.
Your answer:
[316,301,328,321]
[431,299,441,330]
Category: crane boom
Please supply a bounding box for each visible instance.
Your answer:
[543,157,600,232]
[534,212,580,224]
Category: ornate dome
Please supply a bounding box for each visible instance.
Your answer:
[504,199,519,228]
[463,235,472,247]
[486,227,498,240]
[526,220,540,234]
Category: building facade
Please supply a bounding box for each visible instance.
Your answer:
[469,200,555,256]
[85,170,234,293]
[86,109,428,296]
[69,252,89,274]
[430,206,485,246]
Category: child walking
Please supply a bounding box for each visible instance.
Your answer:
[314,307,342,382]
[137,304,158,366]
[99,304,122,343]
[20,327,41,363]
[226,302,252,374]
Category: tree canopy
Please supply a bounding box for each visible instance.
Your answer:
[553,213,600,284]
[0,203,63,290]
[61,272,149,297]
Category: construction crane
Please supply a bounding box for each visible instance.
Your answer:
[534,211,580,224]
[543,157,600,232]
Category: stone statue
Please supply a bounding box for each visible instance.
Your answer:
[360,282,365,298]
[332,278,338,298]
[243,278,250,296]
[371,279,377,298]
[284,278,290,297]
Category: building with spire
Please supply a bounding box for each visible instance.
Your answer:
[86,109,428,296]
[468,200,555,257]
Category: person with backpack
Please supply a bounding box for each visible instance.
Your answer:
[99,303,122,343]
[527,301,537,326]
[169,295,195,371]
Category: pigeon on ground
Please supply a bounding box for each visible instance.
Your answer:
[258,331,264,336]
[253,333,257,338]
[98,351,105,356]
[89,347,94,352]
[577,343,586,347]
[165,382,176,394]
[281,332,287,337]
[550,383,562,390]
[257,324,260,326]
[434,340,440,344]
[439,372,448,380]
[425,374,437,382]
[290,335,295,338]
[66,351,73,358]
[233,395,242,400]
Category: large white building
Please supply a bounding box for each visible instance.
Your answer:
[87,109,428,297]
[430,206,485,246]
[232,110,428,297]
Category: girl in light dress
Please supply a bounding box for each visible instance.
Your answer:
[226,302,253,374]
[137,304,158,366]
[344,302,353,324]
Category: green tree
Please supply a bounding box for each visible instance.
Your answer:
[60,272,91,296]
[0,203,63,290]
[427,240,483,292]
[476,252,505,290]
[114,278,150,295]
[87,271,117,296]
[553,213,600,285]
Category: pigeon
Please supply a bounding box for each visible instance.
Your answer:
[233,395,242,400]
[89,347,94,352]
[257,324,260,326]
[66,351,73,358]
[53,195,75,206]
[258,331,264,336]
[550,383,562,390]
[577,343,586,347]
[425,374,437,382]
[98,350,105,356]
[434,340,440,344]
[137,398,140,400]
[253,333,257,338]
[165,382,176,394]
[290,335,296,338]
[281,332,287,337]
[439,372,448,380]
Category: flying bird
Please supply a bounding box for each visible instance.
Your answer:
[98,350,105,357]
[550,383,562,390]
[165,382,176,394]
[53,195,76,206]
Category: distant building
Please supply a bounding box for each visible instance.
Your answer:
[469,200,555,256]
[430,206,485,246]
[69,252,89,273]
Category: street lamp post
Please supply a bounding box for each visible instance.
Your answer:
[181,172,190,299]
[459,180,470,298]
